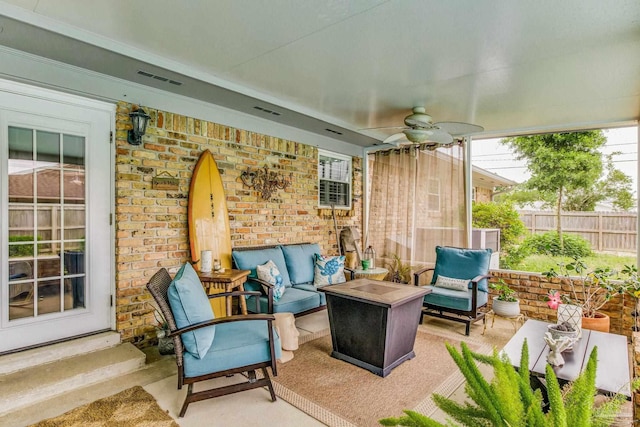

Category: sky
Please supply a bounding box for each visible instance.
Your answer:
[472,126,639,202]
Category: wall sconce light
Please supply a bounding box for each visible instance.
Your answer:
[127,108,151,145]
[241,165,292,200]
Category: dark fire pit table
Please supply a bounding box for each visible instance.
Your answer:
[321,279,430,377]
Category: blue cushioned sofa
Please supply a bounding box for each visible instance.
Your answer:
[232,243,351,316]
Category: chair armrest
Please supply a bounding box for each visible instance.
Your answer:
[168,313,276,337]
[413,267,435,286]
[470,273,491,285]
[248,277,274,313]
[206,290,262,300]
[344,267,355,280]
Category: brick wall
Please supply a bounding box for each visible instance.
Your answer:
[114,102,362,346]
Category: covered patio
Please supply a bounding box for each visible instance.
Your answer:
[0,0,639,426]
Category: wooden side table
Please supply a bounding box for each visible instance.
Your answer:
[198,269,250,316]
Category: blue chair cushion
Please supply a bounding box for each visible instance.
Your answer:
[247,287,321,314]
[422,285,488,312]
[431,246,492,292]
[280,243,321,285]
[292,283,326,306]
[183,320,281,378]
[168,263,215,359]
[232,247,292,287]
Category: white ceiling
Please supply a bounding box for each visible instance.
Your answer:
[0,0,638,148]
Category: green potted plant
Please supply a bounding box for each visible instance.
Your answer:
[147,302,173,355]
[384,253,414,284]
[490,278,520,318]
[543,258,634,333]
[380,341,634,427]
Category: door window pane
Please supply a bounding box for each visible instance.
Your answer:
[6,126,86,320]
[37,279,62,315]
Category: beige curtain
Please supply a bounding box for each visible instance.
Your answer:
[367,141,467,279]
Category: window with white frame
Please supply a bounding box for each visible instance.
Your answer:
[427,178,440,211]
[318,149,351,209]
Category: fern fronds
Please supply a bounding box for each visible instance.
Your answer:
[379,410,447,427]
[544,365,567,427]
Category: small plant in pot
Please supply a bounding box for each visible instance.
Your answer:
[490,279,520,318]
[543,258,635,333]
[547,321,579,347]
[384,253,414,284]
[147,302,174,355]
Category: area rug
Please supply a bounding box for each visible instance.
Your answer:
[271,326,493,427]
[29,386,178,427]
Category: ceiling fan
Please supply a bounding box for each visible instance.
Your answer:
[371,107,484,146]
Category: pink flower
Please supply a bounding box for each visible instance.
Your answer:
[546,290,562,310]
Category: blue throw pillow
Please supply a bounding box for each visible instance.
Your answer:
[168,263,216,359]
[256,260,286,301]
[313,254,346,287]
[431,246,492,292]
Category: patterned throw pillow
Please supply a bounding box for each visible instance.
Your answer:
[256,260,286,301]
[434,275,469,292]
[313,254,346,287]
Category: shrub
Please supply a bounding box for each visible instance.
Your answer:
[472,202,526,249]
[522,231,592,258]
[472,202,528,269]
[8,235,35,257]
[500,244,531,270]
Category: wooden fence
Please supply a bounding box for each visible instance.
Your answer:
[519,210,637,253]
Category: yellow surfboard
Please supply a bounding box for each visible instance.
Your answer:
[188,150,233,316]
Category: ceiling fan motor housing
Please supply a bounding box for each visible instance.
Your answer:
[404,107,433,128]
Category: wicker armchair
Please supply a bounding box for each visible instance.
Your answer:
[146,267,280,417]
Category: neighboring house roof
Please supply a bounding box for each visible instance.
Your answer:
[472,165,518,189]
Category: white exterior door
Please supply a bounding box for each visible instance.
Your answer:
[0,80,114,352]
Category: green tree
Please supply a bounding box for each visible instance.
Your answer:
[563,153,635,211]
[502,131,609,248]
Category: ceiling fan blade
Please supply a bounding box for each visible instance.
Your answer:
[425,128,454,144]
[382,132,408,145]
[436,121,484,136]
[362,125,406,131]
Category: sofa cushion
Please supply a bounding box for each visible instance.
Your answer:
[232,247,292,287]
[168,262,215,359]
[280,243,321,285]
[183,320,281,377]
[256,260,286,301]
[292,283,326,306]
[422,285,488,312]
[313,254,346,287]
[247,287,321,314]
[431,246,492,292]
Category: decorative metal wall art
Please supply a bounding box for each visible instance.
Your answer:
[240,165,292,200]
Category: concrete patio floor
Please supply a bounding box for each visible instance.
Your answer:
[1,311,629,426]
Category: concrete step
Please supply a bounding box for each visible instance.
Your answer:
[0,342,146,416]
[0,331,121,375]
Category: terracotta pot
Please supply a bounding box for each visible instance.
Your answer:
[581,312,610,333]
